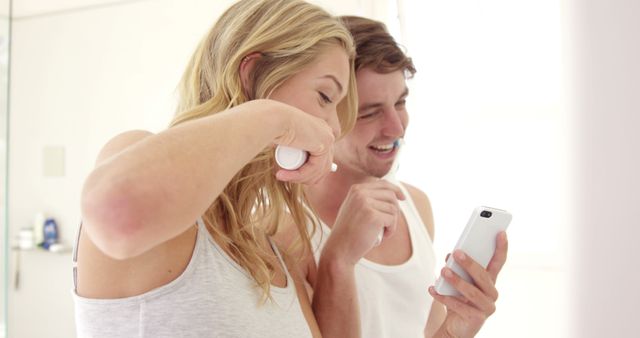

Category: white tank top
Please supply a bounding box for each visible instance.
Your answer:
[72,218,312,338]
[311,179,437,338]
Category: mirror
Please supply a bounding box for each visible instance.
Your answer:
[2,0,597,337]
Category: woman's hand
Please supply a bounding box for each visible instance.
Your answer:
[272,101,336,185]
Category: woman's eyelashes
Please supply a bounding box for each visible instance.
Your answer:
[319,91,333,105]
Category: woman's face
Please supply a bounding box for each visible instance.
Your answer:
[270,44,350,139]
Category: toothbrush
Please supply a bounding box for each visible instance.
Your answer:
[275,145,337,172]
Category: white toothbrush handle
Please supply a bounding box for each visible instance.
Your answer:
[374,230,384,246]
[275,145,337,172]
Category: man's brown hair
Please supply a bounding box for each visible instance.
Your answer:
[340,15,416,78]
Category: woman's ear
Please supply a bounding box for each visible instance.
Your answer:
[239,52,263,99]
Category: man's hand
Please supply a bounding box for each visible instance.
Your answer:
[313,179,406,338]
[428,232,509,338]
[321,179,406,266]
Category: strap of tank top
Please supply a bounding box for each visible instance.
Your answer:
[197,215,292,287]
[395,181,434,243]
[196,217,206,230]
[268,237,293,286]
[72,220,83,292]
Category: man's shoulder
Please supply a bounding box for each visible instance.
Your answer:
[399,181,435,240]
[399,181,430,204]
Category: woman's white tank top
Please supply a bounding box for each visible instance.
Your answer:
[73,218,312,338]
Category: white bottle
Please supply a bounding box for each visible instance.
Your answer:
[18,228,35,250]
[33,212,46,245]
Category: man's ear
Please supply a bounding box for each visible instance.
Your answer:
[239,52,263,99]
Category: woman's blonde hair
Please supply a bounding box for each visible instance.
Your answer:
[171,0,357,301]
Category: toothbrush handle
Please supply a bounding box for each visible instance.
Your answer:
[275,145,337,172]
[275,145,308,170]
[374,229,384,246]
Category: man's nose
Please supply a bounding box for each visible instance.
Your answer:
[382,109,405,137]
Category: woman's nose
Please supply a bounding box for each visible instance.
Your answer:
[328,111,342,140]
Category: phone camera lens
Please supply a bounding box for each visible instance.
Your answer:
[480,210,492,218]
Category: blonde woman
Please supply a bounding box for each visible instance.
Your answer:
[73,0,361,336]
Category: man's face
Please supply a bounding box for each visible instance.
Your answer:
[334,68,409,178]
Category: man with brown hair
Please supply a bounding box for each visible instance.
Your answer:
[278,16,509,337]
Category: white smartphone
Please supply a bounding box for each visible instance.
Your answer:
[434,206,512,296]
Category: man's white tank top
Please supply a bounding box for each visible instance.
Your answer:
[72,218,312,338]
[311,179,437,338]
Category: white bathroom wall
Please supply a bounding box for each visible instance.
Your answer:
[6,1,385,337]
[12,0,143,18]
[569,0,640,336]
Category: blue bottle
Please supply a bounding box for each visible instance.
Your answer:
[42,218,59,250]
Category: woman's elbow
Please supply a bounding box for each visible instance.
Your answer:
[80,176,148,260]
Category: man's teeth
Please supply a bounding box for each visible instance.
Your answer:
[370,143,395,151]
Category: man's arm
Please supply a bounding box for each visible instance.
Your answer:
[310,181,406,337]
[425,301,448,337]
[313,250,361,337]
[274,215,361,338]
